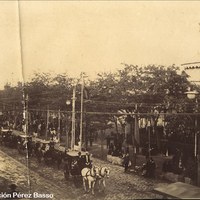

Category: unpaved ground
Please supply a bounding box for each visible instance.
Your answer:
[0,146,168,199]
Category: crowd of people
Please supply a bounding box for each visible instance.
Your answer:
[106,133,132,173]
[106,132,157,177]
[106,132,125,157]
[0,111,67,136]
[1,114,178,181]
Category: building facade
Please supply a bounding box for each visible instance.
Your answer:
[181,62,200,84]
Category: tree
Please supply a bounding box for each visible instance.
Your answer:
[1,64,196,153]
[86,64,192,151]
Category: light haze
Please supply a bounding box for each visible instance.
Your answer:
[0,1,200,89]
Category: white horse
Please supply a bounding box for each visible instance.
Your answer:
[98,166,110,192]
[81,166,100,195]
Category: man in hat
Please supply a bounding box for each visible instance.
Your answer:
[123,152,130,173]
[9,183,19,199]
[77,152,85,173]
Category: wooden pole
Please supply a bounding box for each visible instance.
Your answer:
[131,115,136,168]
[71,86,76,150]
[25,94,29,135]
[58,108,61,142]
[45,105,49,140]
[66,115,69,149]
[195,97,200,186]
[148,119,151,158]
[79,73,84,151]
[101,130,104,159]
[22,92,28,135]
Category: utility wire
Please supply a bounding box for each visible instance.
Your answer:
[7,108,200,116]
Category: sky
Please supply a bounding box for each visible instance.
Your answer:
[1,1,200,89]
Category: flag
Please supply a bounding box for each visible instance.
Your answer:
[134,115,140,146]
[84,87,90,99]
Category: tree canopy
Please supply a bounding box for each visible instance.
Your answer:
[0,64,197,135]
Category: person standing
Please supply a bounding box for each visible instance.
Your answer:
[50,128,56,140]
[123,152,130,173]
[106,135,111,149]
[108,143,114,155]
[9,184,19,199]
[149,157,156,178]
[77,152,85,173]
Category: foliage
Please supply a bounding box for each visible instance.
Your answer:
[26,72,74,110]
[0,64,198,147]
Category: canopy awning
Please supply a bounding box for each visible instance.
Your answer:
[154,182,200,199]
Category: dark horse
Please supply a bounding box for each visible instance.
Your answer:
[17,138,33,157]
[34,142,43,163]
[63,154,85,187]
[43,147,63,169]
[43,148,54,165]
[70,159,82,187]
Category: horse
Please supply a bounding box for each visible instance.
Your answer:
[98,166,110,193]
[43,147,63,168]
[33,142,43,163]
[81,166,100,195]
[17,140,26,154]
[43,146,57,165]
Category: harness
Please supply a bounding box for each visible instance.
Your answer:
[45,145,50,152]
[100,167,109,178]
[23,140,27,146]
[85,167,96,178]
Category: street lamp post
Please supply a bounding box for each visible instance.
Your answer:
[185,90,199,186]
[147,118,151,158]
[58,108,61,143]
[79,72,87,151]
[45,105,49,140]
[66,86,76,150]
[66,100,71,149]
[22,93,29,135]
[79,73,84,151]
[71,86,76,150]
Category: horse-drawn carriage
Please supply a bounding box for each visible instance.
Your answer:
[42,140,63,167]
[0,129,14,147]
[32,138,62,167]
[63,151,89,187]
[17,134,33,155]
[0,127,110,195]
[67,151,110,195]
[32,139,52,163]
[30,138,46,163]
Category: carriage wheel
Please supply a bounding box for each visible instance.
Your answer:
[37,157,42,163]
[73,176,82,188]
[44,158,48,164]
[64,172,69,180]
[18,147,21,154]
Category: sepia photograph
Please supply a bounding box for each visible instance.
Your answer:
[0,0,200,199]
